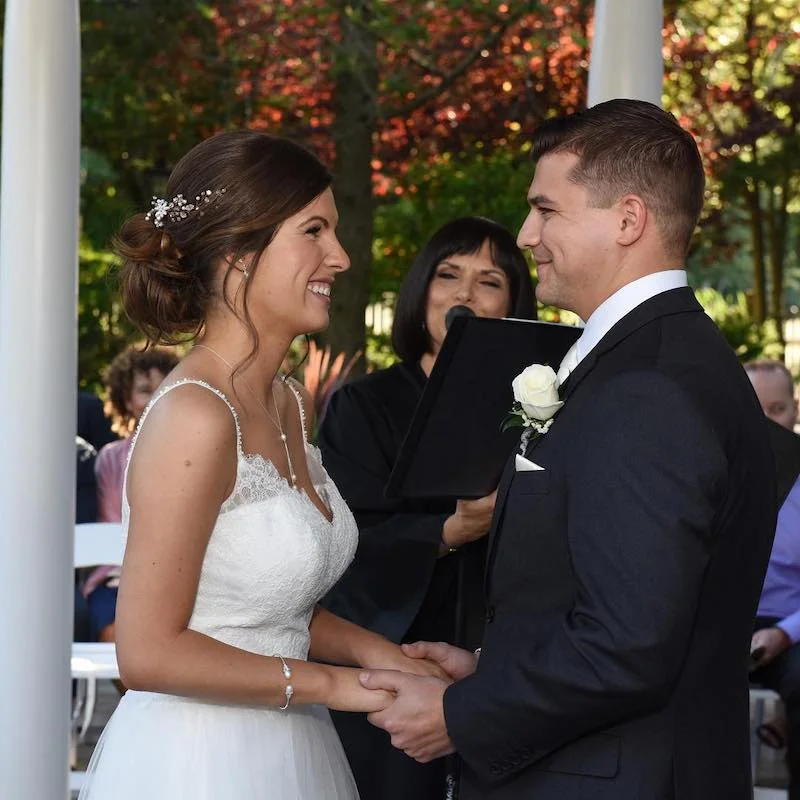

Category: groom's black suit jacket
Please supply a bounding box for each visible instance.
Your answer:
[443,288,776,800]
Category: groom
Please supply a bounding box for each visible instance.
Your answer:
[360,99,776,799]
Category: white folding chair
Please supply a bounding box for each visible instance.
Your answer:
[750,685,786,792]
[71,522,125,790]
[74,521,126,571]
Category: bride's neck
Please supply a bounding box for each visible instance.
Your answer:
[195,323,290,395]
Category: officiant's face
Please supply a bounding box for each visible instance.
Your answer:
[518,151,619,320]
[424,239,512,358]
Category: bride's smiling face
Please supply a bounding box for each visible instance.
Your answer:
[246,188,350,337]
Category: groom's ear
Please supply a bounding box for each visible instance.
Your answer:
[614,194,647,247]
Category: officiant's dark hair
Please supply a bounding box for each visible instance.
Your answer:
[530,98,704,258]
[115,130,331,366]
[391,216,536,363]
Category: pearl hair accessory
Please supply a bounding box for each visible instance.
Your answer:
[145,187,227,228]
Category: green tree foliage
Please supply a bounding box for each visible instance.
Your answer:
[77,0,593,379]
[372,146,536,300]
[665,0,800,333]
[69,0,799,382]
[78,244,134,392]
[81,0,240,208]
[77,0,253,386]
[695,287,782,361]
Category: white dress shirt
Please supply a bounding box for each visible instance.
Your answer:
[559,270,688,380]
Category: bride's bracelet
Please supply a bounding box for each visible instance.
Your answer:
[274,654,294,710]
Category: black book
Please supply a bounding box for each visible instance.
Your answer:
[385,316,581,499]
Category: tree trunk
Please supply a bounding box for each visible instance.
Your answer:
[326,1,378,373]
[742,0,766,325]
[767,176,790,345]
[746,178,767,325]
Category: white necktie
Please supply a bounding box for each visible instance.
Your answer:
[556,342,579,385]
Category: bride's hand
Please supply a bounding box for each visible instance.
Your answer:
[325,666,395,713]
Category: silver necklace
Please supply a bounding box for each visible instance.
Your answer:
[193,343,297,487]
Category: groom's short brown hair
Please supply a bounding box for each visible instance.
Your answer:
[531,99,705,259]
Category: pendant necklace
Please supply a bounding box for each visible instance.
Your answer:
[193,343,297,487]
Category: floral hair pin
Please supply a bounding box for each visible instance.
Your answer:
[145,187,227,228]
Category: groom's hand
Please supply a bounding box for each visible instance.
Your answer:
[360,670,455,762]
[401,641,478,681]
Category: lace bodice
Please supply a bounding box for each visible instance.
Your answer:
[121,378,358,660]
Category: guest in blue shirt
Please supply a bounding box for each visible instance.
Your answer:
[748,359,800,797]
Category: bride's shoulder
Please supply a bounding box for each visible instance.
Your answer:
[126,380,240,508]
[134,379,239,461]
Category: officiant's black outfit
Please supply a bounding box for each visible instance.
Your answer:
[319,361,487,800]
[444,288,777,799]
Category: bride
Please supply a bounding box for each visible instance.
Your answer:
[79,130,445,799]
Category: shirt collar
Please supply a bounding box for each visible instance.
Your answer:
[576,270,688,363]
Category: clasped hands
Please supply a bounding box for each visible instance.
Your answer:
[359,641,478,763]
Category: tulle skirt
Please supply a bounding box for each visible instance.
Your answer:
[78,690,359,799]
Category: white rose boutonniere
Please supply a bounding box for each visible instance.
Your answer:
[503,364,564,452]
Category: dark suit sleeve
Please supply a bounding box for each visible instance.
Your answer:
[318,384,448,643]
[444,372,726,782]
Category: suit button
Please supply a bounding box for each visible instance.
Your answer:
[486,605,495,623]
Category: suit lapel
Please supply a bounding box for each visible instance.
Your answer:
[562,287,702,402]
[483,287,704,599]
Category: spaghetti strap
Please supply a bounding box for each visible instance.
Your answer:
[128,378,244,465]
[284,377,309,442]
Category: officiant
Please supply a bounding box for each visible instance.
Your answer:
[318,216,536,800]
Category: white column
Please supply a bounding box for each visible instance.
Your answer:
[0,1,81,797]
[588,0,664,108]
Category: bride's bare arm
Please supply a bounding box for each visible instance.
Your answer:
[309,607,449,680]
[115,385,390,713]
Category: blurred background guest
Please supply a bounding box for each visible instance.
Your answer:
[74,435,99,643]
[75,392,116,642]
[318,216,536,800]
[746,359,800,797]
[83,346,178,644]
[748,358,799,434]
[77,391,117,456]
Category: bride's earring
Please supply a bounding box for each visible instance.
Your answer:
[237,258,249,280]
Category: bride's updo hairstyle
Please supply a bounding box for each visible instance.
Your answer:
[115,130,332,348]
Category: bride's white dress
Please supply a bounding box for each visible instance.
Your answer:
[79,379,360,799]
